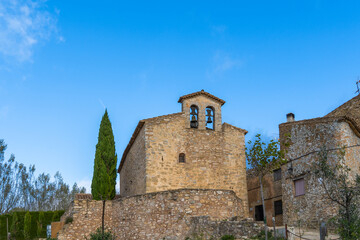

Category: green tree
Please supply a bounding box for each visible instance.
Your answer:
[0,139,34,214]
[246,134,288,240]
[91,110,117,239]
[37,211,46,237]
[86,228,115,240]
[23,211,31,240]
[52,211,60,222]
[10,212,22,239]
[313,147,360,240]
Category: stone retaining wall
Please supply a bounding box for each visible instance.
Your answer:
[188,216,263,239]
[57,189,259,240]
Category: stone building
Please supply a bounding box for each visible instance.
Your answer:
[247,169,283,227]
[279,95,360,228]
[246,94,360,229]
[55,90,261,240]
[118,89,249,214]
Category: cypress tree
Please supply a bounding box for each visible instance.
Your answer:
[23,211,31,240]
[52,211,60,222]
[10,212,21,239]
[37,211,45,237]
[91,109,117,239]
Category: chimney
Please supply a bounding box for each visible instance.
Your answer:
[286,113,295,122]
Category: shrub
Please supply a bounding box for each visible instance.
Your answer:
[0,210,64,239]
[86,228,115,240]
[65,216,73,224]
[52,211,60,222]
[221,235,235,240]
[250,230,286,240]
[38,211,46,237]
[10,212,22,239]
[23,212,31,240]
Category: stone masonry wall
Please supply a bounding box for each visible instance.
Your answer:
[188,216,264,239]
[57,189,247,240]
[144,112,249,216]
[247,171,283,226]
[279,119,360,228]
[120,125,146,196]
[182,95,222,131]
[119,94,249,216]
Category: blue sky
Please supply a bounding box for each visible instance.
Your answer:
[1,0,360,191]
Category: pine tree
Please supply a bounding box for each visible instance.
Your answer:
[91,109,117,239]
[37,211,46,237]
[24,211,31,240]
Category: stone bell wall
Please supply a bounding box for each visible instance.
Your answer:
[57,189,254,240]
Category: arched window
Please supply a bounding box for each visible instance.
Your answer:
[179,153,186,163]
[205,106,214,130]
[190,105,198,128]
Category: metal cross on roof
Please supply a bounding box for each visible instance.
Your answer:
[356,79,360,95]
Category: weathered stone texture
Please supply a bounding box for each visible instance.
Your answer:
[144,114,248,215]
[120,125,146,196]
[57,189,249,240]
[247,171,283,226]
[119,92,249,216]
[181,95,223,131]
[188,216,264,239]
[279,118,360,228]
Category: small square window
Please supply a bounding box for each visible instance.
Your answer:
[273,168,282,181]
[294,178,305,196]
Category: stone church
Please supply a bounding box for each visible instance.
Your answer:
[55,90,260,240]
[118,90,249,213]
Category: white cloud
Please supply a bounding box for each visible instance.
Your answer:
[0,0,60,62]
[207,51,243,77]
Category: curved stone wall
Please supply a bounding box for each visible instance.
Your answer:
[57,189,245,240]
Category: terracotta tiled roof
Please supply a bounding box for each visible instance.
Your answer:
[75,194,122,200]
[178,90,226,106]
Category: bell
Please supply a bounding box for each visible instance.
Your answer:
[190,115,198,128]
[190,107,197,115]
[207,116,212,124]
[206,109,212,117]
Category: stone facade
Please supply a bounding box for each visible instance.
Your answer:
[247,170,283,226]
[279,118,360,228]
[57,189,256,240]
[278,95,360,228]
[245,95,360,229]
[118,90,249,215]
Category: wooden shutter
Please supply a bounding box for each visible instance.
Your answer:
[273,169,282,181]
[294,178,305,196]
